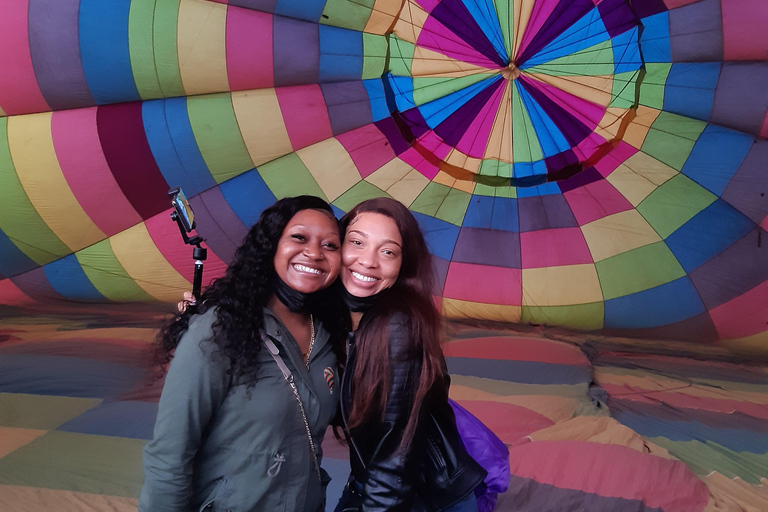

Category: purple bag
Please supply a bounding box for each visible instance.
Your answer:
[449,399,510,512]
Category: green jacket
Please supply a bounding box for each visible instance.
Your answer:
[140,308,339,512]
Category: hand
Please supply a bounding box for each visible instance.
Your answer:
[178,291,196,313]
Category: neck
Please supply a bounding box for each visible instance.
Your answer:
[267,294,310,326]
[350,311,363,331]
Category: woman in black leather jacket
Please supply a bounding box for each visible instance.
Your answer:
[334,198,486,512]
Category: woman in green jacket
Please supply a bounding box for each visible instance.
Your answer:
[140,196,348,512]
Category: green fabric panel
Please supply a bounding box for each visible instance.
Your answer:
[512,84,543,163]
[479,159,513,178]
[411,182,451,217]
[472,184,517,198]
[436,188,471,226]
[75,240,155,302]
[647,437,767,485]
[610,70,640,109]
[153,0,184,98]
[363,33,387,79]
[187,93,254,184]
[413,74,495,107]
[526,40,614,76]
[493,0,513,57]
[596,241,686,300]
[639,63,671,110]
[641,112,706,171]
[522,302,604,330]
[637,173,716,239]
[129,0,162,100]
[258,153,326,200]
[0,430,145,497]
[388,37,415,77]
[451,375,591,400]
[0,118,70,265]
[0,393,101,430]
[332,181,389,212]
[320,0,375,31]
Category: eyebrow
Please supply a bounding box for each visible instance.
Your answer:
[347,229,401,247]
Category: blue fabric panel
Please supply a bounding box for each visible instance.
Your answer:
[524,8,608,67]
[164,97,216,193]
[666,200,755,273]
[274,0,325,22]
[682,125,754,196]
[515,83,571,158]
[57,401,158,440]
[78,0,140,104]
[43,255,105,301]
[461,0,508,62]
[639,11,671,63]
[363,79,390,122]
[447,358,592,385]
[0,229,38,278]
[220,168,277,228]
[413,212,460,261]
[513,160,548,179]
[604,277,706,329]
[516,181,560,198]
[612,28,642,74]
[319,25,363,82]
[0,355,144,399]
[387,75,416,112]
[491,197,519,232]
[420,76,499,128]
[463,195,495,228]
[663,63,721,121]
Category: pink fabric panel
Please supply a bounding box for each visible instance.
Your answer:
[51,107,142,237]
[444,336,589,365]
[418,17,501,68]
[276,85,333,151]
[418,132,452,160]
[459,401,554,445]
[0,0,49,115]
[721,0,768,60]
[564,179,633,225]
[443,262,522,305]
[226,6,274,91]
[573,132,608,162]
[595,141,637,178]
[0,279,35,306]
[710,279,768,339]
[336,124,396,179]
[521,76,604,131]
[663,0,701,8]
[520,228,594,268]
[455,83,506,158]
[759,111,768,139]
[399,147,440,179]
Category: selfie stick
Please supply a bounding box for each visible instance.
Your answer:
[169,192,208,300]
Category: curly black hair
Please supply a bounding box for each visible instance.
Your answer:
[154,195,349,385]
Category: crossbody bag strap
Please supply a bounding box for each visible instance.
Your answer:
[262,333,322,481]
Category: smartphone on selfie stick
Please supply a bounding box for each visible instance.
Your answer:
[169,187,207,300]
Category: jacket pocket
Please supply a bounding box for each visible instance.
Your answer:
[199,475,235,512]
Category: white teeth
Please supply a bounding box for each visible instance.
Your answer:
[352,271,376,282]
[294,264,321,275]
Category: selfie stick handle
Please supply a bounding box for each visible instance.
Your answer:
[192,245,207,300]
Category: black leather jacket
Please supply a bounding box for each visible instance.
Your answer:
[340,313,486,511]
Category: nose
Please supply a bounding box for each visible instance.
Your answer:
[304,241,324,259]
[357,246,378,268]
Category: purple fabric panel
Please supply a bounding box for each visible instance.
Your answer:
[28,0,95,111]
[374,118,411,155]
[517,0,595,65]
[630,0,668,19]
[669,0,723,62]
[518,76,591,147]
[711,63,768,137]
[721,140,768,224]
[689,228,768,309]
[10,267,67,302]
[557,166,602,194]
[604,312,719,344]
[430,0,507,66]
[228,0,278,13]
[190,188,248,265]
[401,108,431,139]
[434,78,504,147]
[609,399,768,432]
[518,194,578,232]
[273,17,319,87]
[432,255,449,296]
[502,475,665,512]
[320,81,373,136]
[598,0,640,39]
[451,228,521,268]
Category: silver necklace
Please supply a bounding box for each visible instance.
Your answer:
[304,314,315,368]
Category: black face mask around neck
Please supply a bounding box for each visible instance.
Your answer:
[342,286,380,313]
[273,276,315,313]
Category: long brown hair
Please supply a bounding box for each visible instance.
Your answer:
[341,197,444,448]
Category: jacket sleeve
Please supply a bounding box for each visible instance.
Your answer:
[139,312,231,512]
[361,313,426,512]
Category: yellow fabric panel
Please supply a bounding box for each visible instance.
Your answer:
[528,417,671,455]
[452,375,590,400]
[232,89,293,167]
[0,486,138,511]
[606,152,677,207]
[411,46,495,78]
[178,0,229,96]
[442,298,522,323]
[445,149,481,174]
[622,105,660,149]
[522,264,603,306]
[7,114,105,252]
[528,73,613,107]
[0,106,5,116]
[296,138,361,202]
[512,0,537,55]
[703,473,768,512]
[365,158,429,206]
[595,107,629,141]
[0,427,47,458]
[109,223,191,302]
[581,209,662,261]
[393,1,428,44]
[364,0,402,34]
[720,331,768,357]
[449,385,580,423]
[432,171,475,194]
[484,81,513,162]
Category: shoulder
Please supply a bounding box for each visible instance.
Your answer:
[175,307,225,361]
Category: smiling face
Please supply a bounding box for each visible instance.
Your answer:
[273,209,341,294]
[341,212,403,297]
